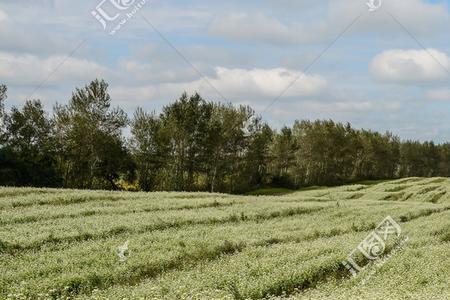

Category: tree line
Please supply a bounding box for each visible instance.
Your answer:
[1,79,449,193]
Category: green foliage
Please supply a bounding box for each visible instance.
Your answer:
[130,93,259,193]
[130,108,167,191]
[2,80,450,192]
[53,79,133,190]
[0,100,60,187]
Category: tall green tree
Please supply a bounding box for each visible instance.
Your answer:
[355,131,400,180]
[160,93,214,191]
[216,105,253,193]
[269,127,296,187]
[54,79,132,189]
[399,141,426,177]
[2,84,450,192]
[243,119,273,189]
[292,120,352,185]
[438,144,450,177]
[130,108,169,191]
[201,103,250,193]
[1,100,60,186]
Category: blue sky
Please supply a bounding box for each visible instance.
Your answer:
[0,0,450,141]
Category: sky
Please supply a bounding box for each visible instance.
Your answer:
[0,0,450,141]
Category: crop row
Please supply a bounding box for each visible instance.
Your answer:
[71,207,450,300]
[2,199,449,298]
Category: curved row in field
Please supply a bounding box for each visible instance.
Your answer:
[2,177,450,299]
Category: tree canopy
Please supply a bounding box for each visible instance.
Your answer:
[1,80,450,193]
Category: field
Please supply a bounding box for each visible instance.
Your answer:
[2,178,450,299]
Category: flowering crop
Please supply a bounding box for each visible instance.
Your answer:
[2,177,450,299]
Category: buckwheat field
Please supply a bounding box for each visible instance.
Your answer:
[2,177,450,299]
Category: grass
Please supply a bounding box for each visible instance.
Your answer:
[2,178,450,299]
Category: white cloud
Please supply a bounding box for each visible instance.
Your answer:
[110,85,158,108]
[0,0,449,142]
[0,9,8,22]
[370,49,450,84]
[109,67,327,108]
[427,89,450,101]
[0,52,107,86]
[185,67,327,99]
